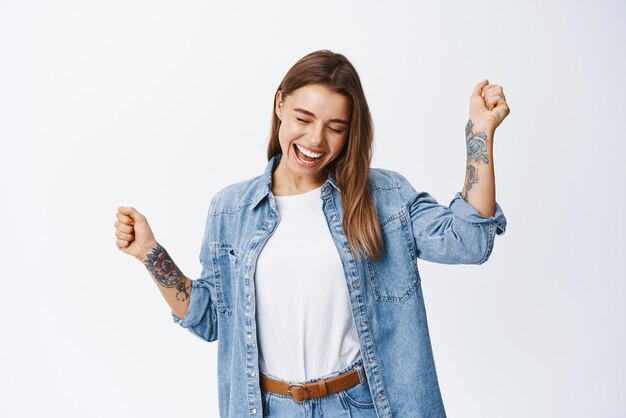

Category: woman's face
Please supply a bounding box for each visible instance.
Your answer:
[274,83,350,189]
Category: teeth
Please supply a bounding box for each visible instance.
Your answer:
[296,144,323,158]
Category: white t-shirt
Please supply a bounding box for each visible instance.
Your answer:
[254,185,362,382]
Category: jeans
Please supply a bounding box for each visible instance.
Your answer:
[260,357,378,417]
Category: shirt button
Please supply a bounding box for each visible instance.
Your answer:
[267,222,273,228]
[353,280,360,288]
[251,371,256,377]
[331,215,337,220]
[247,257,252,263]
[252,408,257,414]
[247,334,253,339]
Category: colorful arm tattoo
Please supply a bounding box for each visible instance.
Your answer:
[144,242,191,302]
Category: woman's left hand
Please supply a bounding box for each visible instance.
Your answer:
[469,79,510,132]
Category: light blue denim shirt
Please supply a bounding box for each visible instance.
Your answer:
[172,152,507,417]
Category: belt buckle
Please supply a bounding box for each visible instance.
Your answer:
[287,383,311,403]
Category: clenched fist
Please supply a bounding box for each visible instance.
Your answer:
[469,79,510,132]
[114,206,157,262]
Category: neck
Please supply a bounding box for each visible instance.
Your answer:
[271,159,327,196]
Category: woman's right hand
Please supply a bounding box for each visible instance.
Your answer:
[114,206,158,262]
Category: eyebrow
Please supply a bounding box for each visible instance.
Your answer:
[293,108,350,125]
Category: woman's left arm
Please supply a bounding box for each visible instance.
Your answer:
[461,80,511,218]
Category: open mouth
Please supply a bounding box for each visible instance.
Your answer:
[293,143,324,166]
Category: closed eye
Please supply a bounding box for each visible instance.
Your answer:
[296,117,344,133]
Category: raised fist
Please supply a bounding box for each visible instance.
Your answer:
[114,206,157,262]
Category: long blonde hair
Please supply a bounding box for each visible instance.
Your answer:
[267,50,383,261]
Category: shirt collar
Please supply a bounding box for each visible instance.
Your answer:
[250,152,340,210]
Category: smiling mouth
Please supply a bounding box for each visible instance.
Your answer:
[293,143,325,164]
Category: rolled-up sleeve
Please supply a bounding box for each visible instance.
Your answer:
[395,172,507,265]
[171,276,218,342]
[171,199,219,342]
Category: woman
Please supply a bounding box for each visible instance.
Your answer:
[114,50,509,418]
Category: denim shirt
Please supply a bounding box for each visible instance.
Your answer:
[172,152,507,417]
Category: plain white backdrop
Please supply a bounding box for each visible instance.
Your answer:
[1,1,624,417]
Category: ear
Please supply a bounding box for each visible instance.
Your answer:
[275,90,284,121]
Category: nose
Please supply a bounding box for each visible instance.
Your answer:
[309,123,325,147]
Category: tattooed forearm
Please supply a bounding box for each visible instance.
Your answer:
[144,242,191,302]
[461,119,491,201]
[174,280,192,302]
[462,164,479,199]
[465,119,489,164]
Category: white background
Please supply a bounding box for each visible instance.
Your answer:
[1,1,624,417]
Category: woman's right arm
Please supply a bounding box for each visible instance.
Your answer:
[114,206,191,320]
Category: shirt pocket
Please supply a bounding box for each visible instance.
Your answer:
[366,207,421,303]
[210,242,240,316]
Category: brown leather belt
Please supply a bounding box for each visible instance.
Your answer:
[259,364,367,403]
